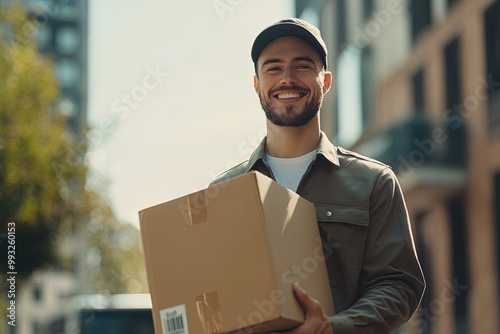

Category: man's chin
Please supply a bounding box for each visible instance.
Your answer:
[265,113,317,127]
[260,98,320,127]
[272,122,309,128]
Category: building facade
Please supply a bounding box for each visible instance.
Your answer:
[295,0,500,333]
[26,0,88,136]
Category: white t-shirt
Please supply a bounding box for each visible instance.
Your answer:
[264,149,317,192]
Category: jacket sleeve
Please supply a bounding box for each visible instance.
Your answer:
[330,167,426,334]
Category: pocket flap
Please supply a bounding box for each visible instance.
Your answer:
[315,204,368,227]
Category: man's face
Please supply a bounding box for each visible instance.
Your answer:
[254,36,332,127]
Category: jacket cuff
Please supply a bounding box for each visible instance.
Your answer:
[330,315,355,334]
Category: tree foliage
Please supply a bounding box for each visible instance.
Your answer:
[84,182,149,294]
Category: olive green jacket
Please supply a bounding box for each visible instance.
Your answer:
[210,132,425,334]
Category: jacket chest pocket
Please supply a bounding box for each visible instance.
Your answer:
[315,204,368,288]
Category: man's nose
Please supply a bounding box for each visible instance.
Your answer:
[279,68,298,85]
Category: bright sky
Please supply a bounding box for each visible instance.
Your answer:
[87,1,294,226]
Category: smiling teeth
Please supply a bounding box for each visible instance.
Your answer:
[278,92,301,99]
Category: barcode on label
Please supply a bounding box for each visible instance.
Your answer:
[160,305,188,334]
[164,315,184,333]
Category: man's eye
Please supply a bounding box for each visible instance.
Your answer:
[267,67,281,72]
[297,65,310,69]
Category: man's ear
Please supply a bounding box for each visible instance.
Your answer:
[323,71,333,94]
[253,75,260,94]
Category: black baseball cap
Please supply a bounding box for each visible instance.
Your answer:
[251,18,328,70]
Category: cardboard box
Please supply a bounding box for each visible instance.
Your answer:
[140,171,334,334]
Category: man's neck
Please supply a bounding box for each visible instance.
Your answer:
[265,119,321,158]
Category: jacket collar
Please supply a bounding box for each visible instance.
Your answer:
[245,136,267,173]
[316,131,340,166]
[245,131,340,172]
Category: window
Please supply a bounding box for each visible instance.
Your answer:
[412,67,425,113]
[484,1,500,91]
[300,7,320,28]
[484,2,500,97]
[56,59,80,88]
[445,37,461,110]
[361,47,374,129]
[484,1,500,135]
[56,26,80,55]
[35,25,52,51]
[448,195,470,334]
[363,0,374,20]
[409,0,432,42]
[495,173,500,305]
[414,212,433,334]
[444,37,467,165]
[337,46,363,147]
[337,0,347,50]
[337,45,374,147]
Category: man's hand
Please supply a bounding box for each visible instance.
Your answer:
[267,283,334,334]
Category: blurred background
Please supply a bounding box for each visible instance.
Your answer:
[0,0,499,333]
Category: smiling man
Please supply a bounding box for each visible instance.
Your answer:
[211,18,425,334]
[256,35,328,129]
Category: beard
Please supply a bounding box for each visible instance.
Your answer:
[259,87,322,127]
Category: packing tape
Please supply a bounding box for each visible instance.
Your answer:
[185,192,208,225]
[195,291,225,334]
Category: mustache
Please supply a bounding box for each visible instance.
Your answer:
[269,85,309,95]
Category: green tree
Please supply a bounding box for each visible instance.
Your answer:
[84,182,149,294]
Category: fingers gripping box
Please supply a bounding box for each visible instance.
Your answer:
[139,171,334,334]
